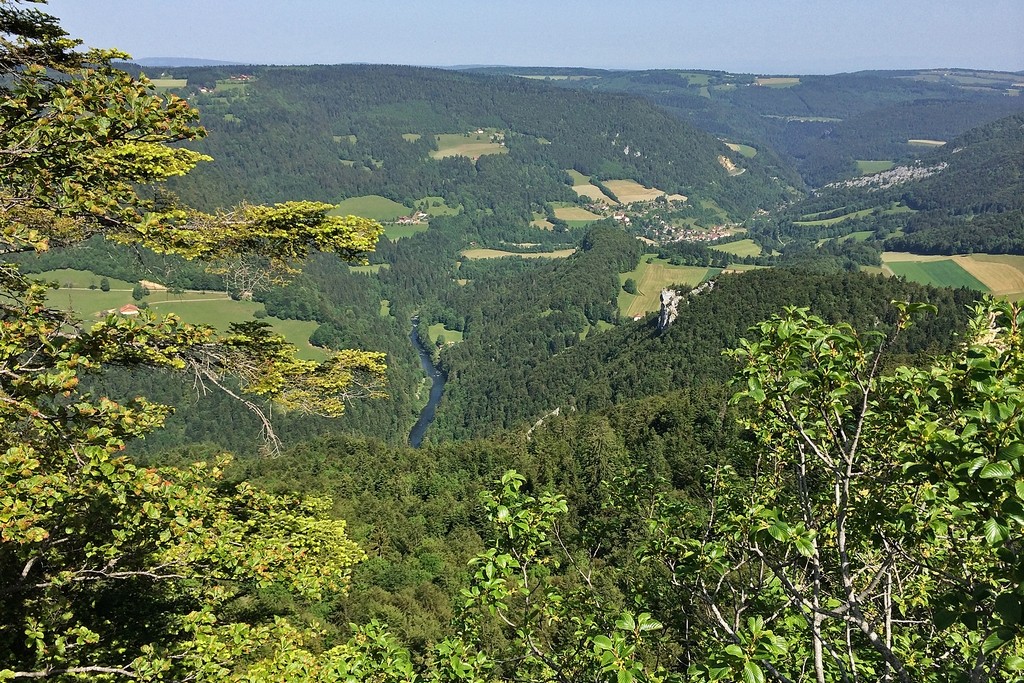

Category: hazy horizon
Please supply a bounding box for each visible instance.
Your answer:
[45,0,1024,75]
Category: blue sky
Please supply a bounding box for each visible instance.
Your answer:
[45,0,1024,74]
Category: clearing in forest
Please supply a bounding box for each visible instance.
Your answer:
[34,270,326,360]
[331,195,410,222]
[427,323,464,345]
[430,131,507,160]
[710,239,762,257]
[724,142,757,158]
[856,160,895,174]
[552,204,603,226]
[907,139,946,147]
[531,212,555,230]
[603,179,685,204]
[755,77,800,87]
[617,255,712,318]
[461,248,576,260]
[566,170,618,204]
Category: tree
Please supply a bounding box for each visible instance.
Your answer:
[0,1,386,678]
[639,301,1024,682]
[99,277,109,292]
[624,277,638,295]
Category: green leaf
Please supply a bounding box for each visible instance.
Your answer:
[724,644,744,658]
[999,442,1024,460]
[980,462,1014,480]
[982,628,1014,655]
[794,535,815,557]
[984,517,1010,545]
[742,660,765,683]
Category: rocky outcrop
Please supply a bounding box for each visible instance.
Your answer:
[658,280,717,332]
[658,288,683,331]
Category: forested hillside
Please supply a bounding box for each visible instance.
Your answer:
[480,66,1024,186]
[164,64,789,217]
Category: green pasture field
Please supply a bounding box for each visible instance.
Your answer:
[155,307,325,362]
[427,323,464,345]
[34,269,135,291]
[885,259,989,292]
[566,170,589,184]
[698,198,729,222]
[839,231,875,242]
[331,195,410,222]
[710,239,761,257]
[214,80,249,91]
[881,253,1024,299]
[552,205,602,224]
[149,78,187,90]
[755,77,800,87]
[801,203,912,221]
[617,255,712,318]
[722,264,767,272]
[724,142,757,158]
[36,271,326,360]
[418,196,460,216]
[380,299,391,317]
[350,264,389,274]
[856,160,895,174]
[461,248,576,260]
[384,224,428,240]
[796,204,912,227]
[679,72,711,86]
[579,320,615,340]
[430,132,507,159]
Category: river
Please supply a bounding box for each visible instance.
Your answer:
[408,318,446,447]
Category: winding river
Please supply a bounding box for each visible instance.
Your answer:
[408,318,446,447]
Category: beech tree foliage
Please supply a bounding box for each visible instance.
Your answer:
[0,1,384,678]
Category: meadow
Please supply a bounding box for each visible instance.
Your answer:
[881,253,1024,299]
[755,77,801,87]
[430,131,507,159]
[855,160,895,174]
[427,323,464,345]
[724,142,758,158]
[797,203,913,227]
[331,195,410,222]
[617,255,713,318]
[149,78,187,90]
[603,179,686,203]
[34,270,326,361]
[383,224,429,240]
[710,239,762,257]
[566,170,618,204]
[461,248,576,260]
[551,204,603,226]
[884,259,988,292]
